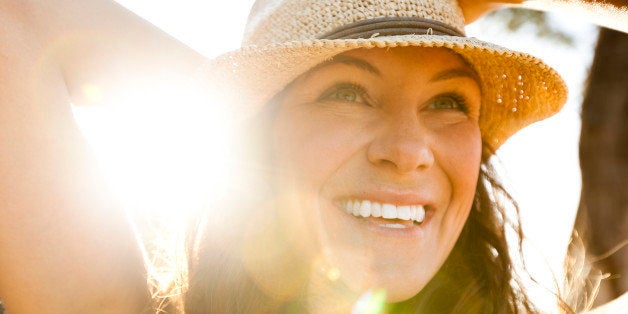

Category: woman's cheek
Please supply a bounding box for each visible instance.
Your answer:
[271,108,368,261]
[273,108,368,187]
[438,120,482,176]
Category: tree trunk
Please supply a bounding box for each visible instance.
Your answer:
[575,27,628,306]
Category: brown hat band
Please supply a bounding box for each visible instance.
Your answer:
[319,17,465,40]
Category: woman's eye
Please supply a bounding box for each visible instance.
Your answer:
[429,94,468,112]
[334,89,359,102]
[319,83,368,105]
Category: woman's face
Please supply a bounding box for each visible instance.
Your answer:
[271,47,482,302]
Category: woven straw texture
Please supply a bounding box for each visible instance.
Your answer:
[244,0,466,44]
[201,0,568,150]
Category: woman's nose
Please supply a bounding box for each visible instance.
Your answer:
[367,117,435,174]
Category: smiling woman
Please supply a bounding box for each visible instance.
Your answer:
[180,0,572,313]
[3,0,625,313]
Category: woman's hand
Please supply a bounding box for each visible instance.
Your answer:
[459,0,628,33]
[458,0,524,23]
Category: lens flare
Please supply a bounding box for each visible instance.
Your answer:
[82,84,104,104]
[351,289,387,314]
[326,267,341,282]
[72,79,239,234]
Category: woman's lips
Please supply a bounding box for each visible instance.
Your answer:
[340,199,426,224]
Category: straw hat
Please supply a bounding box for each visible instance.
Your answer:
[201,0,567,151]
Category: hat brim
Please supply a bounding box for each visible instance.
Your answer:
[199,35,567,151]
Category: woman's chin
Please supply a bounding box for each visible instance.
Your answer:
[305,262,426,313]
[313,202,440,297]
[354,276,426,303]
[322,259,431,305]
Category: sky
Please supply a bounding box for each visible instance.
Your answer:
[74,0,599,310]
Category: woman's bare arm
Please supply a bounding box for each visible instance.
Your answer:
[459,0,628,33]
[0,0,206,312]
[24,0,207,107]
[458,0,524,23]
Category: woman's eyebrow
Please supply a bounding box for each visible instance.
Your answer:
[309,55,382,76]
[429,68,481,87]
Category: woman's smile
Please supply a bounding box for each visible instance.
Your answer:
[340,199,427,225]
[333,191,435,233]
[336,199,431,236]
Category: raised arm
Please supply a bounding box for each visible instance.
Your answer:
[24,0,207,107]
[458,0,525,23]
[459,0,628,33]
[0,0,205,312]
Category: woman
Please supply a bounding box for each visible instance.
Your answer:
[0,0,624,313]
[179,0,569,313]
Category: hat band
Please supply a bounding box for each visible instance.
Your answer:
[319,16,465,39]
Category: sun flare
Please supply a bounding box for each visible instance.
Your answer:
[72,82,238,228]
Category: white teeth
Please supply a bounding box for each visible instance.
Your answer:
[397,206,411,220]
[371,202,382,218]
[414,205,425,223]
[345,200,354,214]
[382,204,396,219]
[352,201,360,216]
[359,200,371,218]
[342,200,426,224]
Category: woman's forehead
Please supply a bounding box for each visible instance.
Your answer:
[296,46,481,90]
[339,47,473,74]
